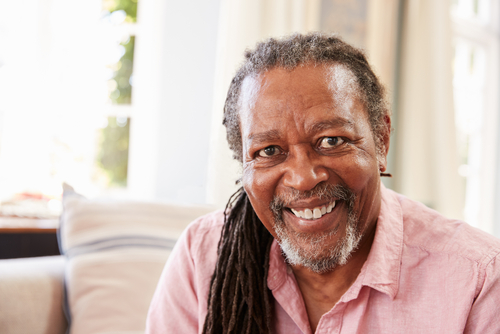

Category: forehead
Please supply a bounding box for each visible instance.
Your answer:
[238,64,364,136]
[239,63,359,104]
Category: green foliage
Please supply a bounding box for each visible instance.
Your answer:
[96,117,130,187]
[96,0,136,187]
[102,0,138,22]
[110,36,135,104]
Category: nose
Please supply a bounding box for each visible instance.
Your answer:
[282,146,329,191]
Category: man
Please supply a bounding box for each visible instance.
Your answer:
[146,33,500,333]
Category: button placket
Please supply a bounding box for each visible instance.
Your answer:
[315,301,347,334]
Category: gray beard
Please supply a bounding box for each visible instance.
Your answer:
[269,184,362,274]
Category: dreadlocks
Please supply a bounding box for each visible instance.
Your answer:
[202,188,274,334]
[203,32,390,333]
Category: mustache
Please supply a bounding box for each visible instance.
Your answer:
[269,183,356,219]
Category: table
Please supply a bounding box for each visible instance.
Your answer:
[0,217,60,259]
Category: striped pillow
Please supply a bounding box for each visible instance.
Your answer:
[59,187,215,334]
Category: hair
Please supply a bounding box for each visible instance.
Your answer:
[223,32,390,162]
[203,33,390,334]
[202,188,274,334]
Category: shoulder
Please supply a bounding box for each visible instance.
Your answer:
[387,188,500,265]
[178,209,225,265]
[183,209,225,243]
[376,188,500,331]
[146,209,225,333]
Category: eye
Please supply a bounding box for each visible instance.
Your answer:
[319,136,344,148]
[257,146,281,157]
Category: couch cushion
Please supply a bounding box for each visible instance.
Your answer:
[0,256,67,334]
[60,187,215,334]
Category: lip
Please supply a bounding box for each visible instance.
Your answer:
[285,198,339,211]
[282,200,344,234]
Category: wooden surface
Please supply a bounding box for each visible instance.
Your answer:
[0,217,59,234]
[0,217,60,259]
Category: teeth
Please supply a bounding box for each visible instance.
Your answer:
[313,208,322,218]
[289,201,336,220]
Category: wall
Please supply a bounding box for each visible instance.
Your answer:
[127,0,221,205]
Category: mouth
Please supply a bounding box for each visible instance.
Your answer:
[287,200,336,220]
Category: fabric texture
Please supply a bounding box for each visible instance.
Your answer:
[146,185,500,334]
[60,188,215,334]
[0,255,67,334]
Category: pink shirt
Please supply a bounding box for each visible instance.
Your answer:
[146,186,500,333]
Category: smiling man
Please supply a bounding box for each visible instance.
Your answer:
[146,33,500,334]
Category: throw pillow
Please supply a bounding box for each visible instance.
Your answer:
[59,185,215,334]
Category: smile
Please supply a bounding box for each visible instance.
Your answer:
[289,201,336,220]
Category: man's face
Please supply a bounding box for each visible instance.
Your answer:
[239,64,388,273]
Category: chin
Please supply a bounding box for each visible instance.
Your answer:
[268,183,363,273]
[273,208,362,274]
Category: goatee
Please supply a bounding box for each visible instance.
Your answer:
[269,183,362,274]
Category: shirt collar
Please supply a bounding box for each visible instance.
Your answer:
[356,184,404,300]
[267,184,404,299]
[267,239,288,290]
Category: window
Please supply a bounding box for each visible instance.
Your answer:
[0,0,140,217]
[451,0,500,234]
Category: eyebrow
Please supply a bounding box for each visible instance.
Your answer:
[247,129,281,143]
[246,118,354,144]
[306,118,355,134]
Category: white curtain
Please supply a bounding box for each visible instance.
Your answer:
[366,0,401,99]
[206,0,321,207]
[394,0,465,219]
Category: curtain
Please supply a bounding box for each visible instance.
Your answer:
[393,0,465,219]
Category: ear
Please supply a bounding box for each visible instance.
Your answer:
[378,115,391,172]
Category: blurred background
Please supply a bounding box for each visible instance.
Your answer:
[0,0,499,237]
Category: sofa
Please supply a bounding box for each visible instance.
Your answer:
[0,187,216,334]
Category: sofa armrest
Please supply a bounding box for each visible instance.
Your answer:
[0,255,68,334]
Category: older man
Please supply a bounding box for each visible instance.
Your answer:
[146,33,500,333]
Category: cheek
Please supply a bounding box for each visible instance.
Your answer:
[242,166,278,200]
[333,154,379,192]
[242,166,281,227]
[241,165,256,196]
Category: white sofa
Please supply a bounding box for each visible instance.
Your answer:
[0,255,68,334]
[0,190,216,334]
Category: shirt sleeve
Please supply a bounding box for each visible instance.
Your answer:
[145,225,200,334]
[464,252,500,333]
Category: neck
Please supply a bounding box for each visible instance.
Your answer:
[291,219,377,332]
